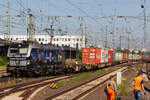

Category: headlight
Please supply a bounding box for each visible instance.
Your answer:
[27,60,30,65]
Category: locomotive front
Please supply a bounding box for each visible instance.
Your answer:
[7,42,31,76]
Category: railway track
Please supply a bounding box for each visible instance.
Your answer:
[146,62,150,80]
[0,74,76,100]
[44,64,134,100]
[0,70,7,77]
[0,70,10,83]
[0,70,6,74]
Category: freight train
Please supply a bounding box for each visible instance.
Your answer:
[6,41,150,76]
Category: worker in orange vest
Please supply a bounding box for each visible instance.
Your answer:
[133,72,146,100]
[105,75,117,100]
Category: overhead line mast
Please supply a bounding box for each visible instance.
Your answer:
[79,17,84,48]
[6,0,10,40]
[105,25,108,48]
[28,11,35,41]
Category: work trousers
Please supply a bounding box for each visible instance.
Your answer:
[107,93,115,100]
[133,90,141,100]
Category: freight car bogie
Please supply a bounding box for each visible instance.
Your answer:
[72,64,82,72]
[85,65,92,71]
[28,63,64,76]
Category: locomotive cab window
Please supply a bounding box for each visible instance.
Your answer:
[19,48,28,55]
[10,48,19,54]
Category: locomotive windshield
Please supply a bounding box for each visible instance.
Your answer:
[8,43,29,56]
[9,48,28,55]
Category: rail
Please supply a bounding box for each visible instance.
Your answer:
[45,63,135,100]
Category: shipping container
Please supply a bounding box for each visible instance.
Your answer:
[104,49,108,63]
[116,52,123,61]
[108,50,113,63]
[111,50,114,62]
[135,54,139,60]
[82,48,89,64]
[119,53,123,61]
[108,50,111,63]
[139,54,142,61]
[126,53,129,60]
[100,48,108,63]
[142,54,149,60]
[116,53,119,61]
[95,48,101,63]
[123,53,128,61]
[90,48,96,63]
[82,48,101,64]
[113,52,116,62]
[129,54,133,60]
[132,54,135,60]
[101,48,105,63]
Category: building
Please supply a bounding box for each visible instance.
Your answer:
[0,34,86,49]
[141,48,147,53]
[0,38,10,57]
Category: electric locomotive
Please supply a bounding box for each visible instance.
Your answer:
[7,41,65,76]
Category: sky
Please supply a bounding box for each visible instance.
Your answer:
[0,0,150,50]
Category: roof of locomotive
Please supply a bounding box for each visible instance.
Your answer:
[9,41,41,49]
[43,44,64,51]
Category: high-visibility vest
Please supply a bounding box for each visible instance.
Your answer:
[107,82,115,95]
[133,76,142,90]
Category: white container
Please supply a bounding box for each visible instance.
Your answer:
[116,53,119,61]
[101,48,105,63]
[119,53,123,61]
[100,48,108,63]
[129,54,133,60]
[104,49,108,63]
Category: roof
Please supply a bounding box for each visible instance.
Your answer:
[0,38,11,46]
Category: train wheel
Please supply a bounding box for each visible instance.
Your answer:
[81,67,86,72]
[70,68,74,73]
[52,66,56,75]
[40,68,43,76]
[11,71,18,78]
[73,65,79,72]
[29,72,34,77]
[85,65,91,71]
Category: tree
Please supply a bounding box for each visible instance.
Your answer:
[77,50,82,62]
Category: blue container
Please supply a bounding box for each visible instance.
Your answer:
[113,51,116,62]
[142,54,149,60]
